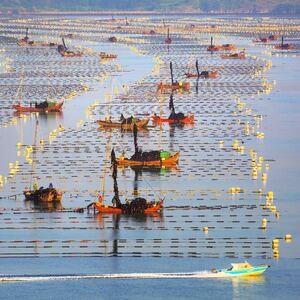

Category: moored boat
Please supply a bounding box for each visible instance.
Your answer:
[88,149,164,215]
[221,52,246,59]
[24,186,62,202]
[116,124,179,167]
[97,118,149,129]
[213,262,270,277]
[185,60,218,79]
[158,62,190,92]
[13,101,64,113]
[100,52,118,59]
[152,114,194,124]
[117,151,180,167]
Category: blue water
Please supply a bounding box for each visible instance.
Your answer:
[0,15,300,299]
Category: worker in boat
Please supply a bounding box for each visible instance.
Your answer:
[120,114,124,121]
[108,116,112,123]
[98,195,103,205]
[132,115,136,124]
[112,196,117,207]
[33,183,38,191]
[49,183,53,188]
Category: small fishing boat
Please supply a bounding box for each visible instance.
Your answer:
[99,52,118,59]
[117,152,180,166]
[212,262,270,277]
[207,37,236,52]
[158,62,190,92]
[57,38,83,57]
[274,36,295,50]
[88,149,164,215]
[24,186,63,202]
[97,117,149,129]
[108,36,117,42]
[23,118,62,203]
[13,101,64,113]
[17,28,58,47]
[116,124,179,167]
[221,52,246,59]
[152,93,194,125]
[185,60,218,79]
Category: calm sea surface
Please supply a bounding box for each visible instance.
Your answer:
[0,15,299,299]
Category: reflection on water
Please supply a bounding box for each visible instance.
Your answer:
[231,275,266,299]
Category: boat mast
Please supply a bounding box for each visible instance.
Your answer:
[196,60,200,77]
[31,115,39,189]
[169,93,175,114]
[281,35,284,47]
[170,62,174,85]
[111,148,122,208]
[133,123,138,155]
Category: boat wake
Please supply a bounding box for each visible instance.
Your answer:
[0,271,225,282]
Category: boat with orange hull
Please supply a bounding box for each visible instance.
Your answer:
[13,101,64,113]
[100,52,118,59]
[158,82,190,91]
[60,51,83,57]
[92,200,163,214]
[152,115,194,124]
[221,52,246,59]
[207,37,236,52]
[117,151,179,167]
[274,36,294,50]
[97,118,149,129]
[185,71,218,78]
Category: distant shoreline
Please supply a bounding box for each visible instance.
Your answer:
[1,10,299,17]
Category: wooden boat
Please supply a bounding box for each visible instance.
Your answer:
[13,101,64,113]
[207,37,236,52]
[23,118,62,203]
[158,62,190,92]
[100,52,118,59]
[17,28,58,47]
[185,60,218,79]
[117,151,180,166]
[158,82,190,91]
[152,114,194,124]
[274,36,294,50]
[97,118,149,129]
[152,93,194,125]
[57,38,83,57]
[24,186,62,202]
[221,44,236,51]
[116,124,179,167]
[60,51,83,57]
[221,52,246,59]
[89,149,164,215]
[92,199,163,214]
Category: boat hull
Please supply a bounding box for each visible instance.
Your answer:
[97,119,149,129]
[13,101,64,113]
[157,82,190,91]
[218,265,270,277]
[221,54,246,59]
[93,201,163,214]
[23,188,62,202]
[152,115,194,124]
[185,72,218,78]
[116,152,180,167]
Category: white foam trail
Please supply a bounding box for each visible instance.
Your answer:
[0,271,226,282]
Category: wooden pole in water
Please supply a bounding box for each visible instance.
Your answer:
[196,60,200,77]
[170,62,174,84]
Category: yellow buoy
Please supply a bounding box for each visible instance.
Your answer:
[261,218,267,229]
[285,234,292,242]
